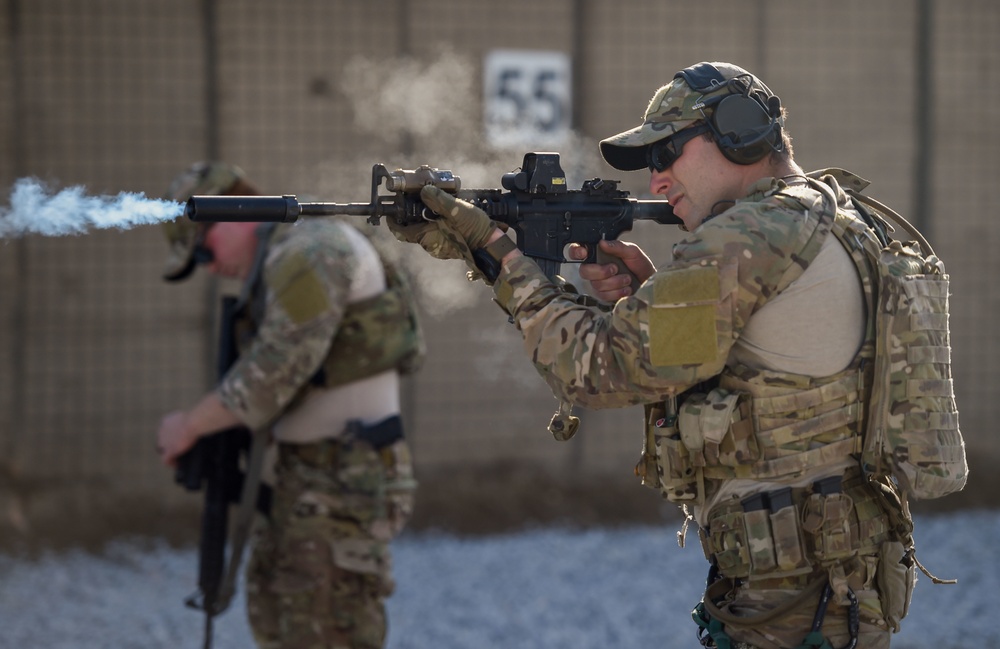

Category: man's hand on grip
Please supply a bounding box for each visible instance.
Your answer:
[569,239,655,301]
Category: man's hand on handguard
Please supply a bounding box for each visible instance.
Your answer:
[383,213,469,262]
[385,185,516,282]
[385,185,495,258]
[568,239,655,301]
[387,185,519,282]
[418,185,498,250]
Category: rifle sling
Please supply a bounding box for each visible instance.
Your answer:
[215,426,270,614]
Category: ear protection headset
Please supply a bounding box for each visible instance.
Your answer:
[675,62,784,165]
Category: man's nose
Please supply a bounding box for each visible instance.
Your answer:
[649,170,672,196]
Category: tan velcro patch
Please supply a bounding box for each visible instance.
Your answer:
[648,264,720,366]
[271,255,330,324]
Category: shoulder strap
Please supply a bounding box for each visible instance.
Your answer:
[846,189,936,257]
[765,181,837,296]
[805,167,936,256]
[237,222,280,311]
[217,426,270,611]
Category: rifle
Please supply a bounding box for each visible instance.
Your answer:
[183,152,681,283]
[174,295,270,649]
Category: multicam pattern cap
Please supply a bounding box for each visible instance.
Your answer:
[161,162,245,282]
[599,61,761,172]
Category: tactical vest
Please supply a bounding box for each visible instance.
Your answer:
[238,222,425,389]
[321,253,425,386]
[638,172,965,614]
[640,179,871,508]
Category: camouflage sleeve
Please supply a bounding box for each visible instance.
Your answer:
[218,223,355,429]
[493,200,823,410]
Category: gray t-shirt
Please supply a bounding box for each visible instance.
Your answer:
[729,232,865,377]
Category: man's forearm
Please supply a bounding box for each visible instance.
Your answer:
[188,390,245,437]
[158,390,246,466]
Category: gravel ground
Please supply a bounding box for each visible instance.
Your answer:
[0,510,993,649]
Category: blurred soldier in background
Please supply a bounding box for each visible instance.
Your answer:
[156,162,424,649]
[388,61,966,648]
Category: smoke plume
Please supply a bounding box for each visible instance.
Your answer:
[0,178,183,239]
[322,49,608,319]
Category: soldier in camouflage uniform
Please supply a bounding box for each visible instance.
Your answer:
[387,62,955,648]
[156,162,423,649]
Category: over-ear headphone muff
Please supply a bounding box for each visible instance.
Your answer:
[675,62,784,165]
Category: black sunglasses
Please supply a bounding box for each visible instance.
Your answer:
[646,124,712,173]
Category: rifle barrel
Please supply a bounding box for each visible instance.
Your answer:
[299,202,373,217]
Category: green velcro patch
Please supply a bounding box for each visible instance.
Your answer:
[271,256,330,324]
[648,265,720,366]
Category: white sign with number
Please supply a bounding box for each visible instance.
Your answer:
[483,49,572,147]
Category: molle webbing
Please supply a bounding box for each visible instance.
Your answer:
[648,365,868,507]
[699,468,891,582]
[643,180,877,506]
[824,175,967,501]
[317,260,425,388]
[702,183,867,484]
[713,368,866,482]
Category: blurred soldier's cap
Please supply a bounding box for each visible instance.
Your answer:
[161,162,246,282]
[599,61,765,171]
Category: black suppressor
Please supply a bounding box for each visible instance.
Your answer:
[185,195,305,222]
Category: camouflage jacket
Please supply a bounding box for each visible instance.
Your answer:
[492,175,843,411]
[218,218,391,430]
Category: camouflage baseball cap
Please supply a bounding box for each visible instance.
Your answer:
[599,62,763,171]
[161,162,245,282]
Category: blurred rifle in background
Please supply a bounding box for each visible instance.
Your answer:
[174,296,271,649]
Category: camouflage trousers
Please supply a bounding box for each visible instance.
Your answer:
[246,436,415,649]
